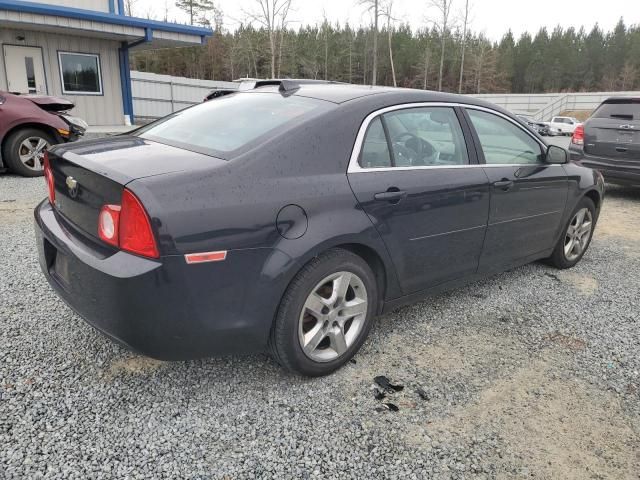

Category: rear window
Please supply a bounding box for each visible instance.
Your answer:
[593,101,640,120]
[135,93,331,159]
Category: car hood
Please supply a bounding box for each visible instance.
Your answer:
[50,135,227,185]
[25,95,75,112]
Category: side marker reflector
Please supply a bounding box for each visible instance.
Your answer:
[185,251,227,264]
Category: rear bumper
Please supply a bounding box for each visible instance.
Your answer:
[34,200,287,360]
[568,147,640,185]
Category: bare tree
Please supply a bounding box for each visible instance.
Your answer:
[244,0,293,78]
[320,12,330,80]
[346,26,355,83]
[276,1,294,77]
[423,42,431,90]
[458,0,471,93]
[381,0,398,87]
[123,0,138,16]
[619,61,637,90]
[429,0,454,91]
[359,0,380,85]
[474,35,488,93]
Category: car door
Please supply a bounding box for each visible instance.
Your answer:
[347,105,490,295]
[464,107,569,271]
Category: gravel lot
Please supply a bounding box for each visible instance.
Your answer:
[1,169,639,479]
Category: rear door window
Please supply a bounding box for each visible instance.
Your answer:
[359,117,392,168]
[358,107,469,169]
[136,93,332,159]
[382,107,469,167]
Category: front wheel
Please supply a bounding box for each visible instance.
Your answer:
[2,128,54,177]
[546,197,596,269]
[269,249,378,376]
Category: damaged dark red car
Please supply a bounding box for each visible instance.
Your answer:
[0,92,87,177]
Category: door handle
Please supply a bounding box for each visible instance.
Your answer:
[374,188,407,203]
[493,179,514,191]
[616,147,628,153]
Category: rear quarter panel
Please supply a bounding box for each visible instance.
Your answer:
[131,100,404,303]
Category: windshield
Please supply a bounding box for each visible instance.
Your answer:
[135,92,332,159]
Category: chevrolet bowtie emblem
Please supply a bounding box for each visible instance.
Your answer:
[66,176,79,198]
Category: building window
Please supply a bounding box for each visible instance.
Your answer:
[58,52,103,95]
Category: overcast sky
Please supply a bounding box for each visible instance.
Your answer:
[134,0,638,41]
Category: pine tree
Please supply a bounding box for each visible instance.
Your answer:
[175,0,215,26]
[132,13,640,95]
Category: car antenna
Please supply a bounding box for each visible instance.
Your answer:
[278,79,300,94]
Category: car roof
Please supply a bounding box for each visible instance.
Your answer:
[603,96,640,103]
[245,83,395,103]
[243,82,506,111]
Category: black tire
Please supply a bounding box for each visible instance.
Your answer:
[546,197,597,269]
[269,248,378,377]
[2,128,54,177]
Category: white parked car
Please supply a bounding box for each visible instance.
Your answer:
[549,116,580,136]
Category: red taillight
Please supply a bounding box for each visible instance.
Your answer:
[98,205,121,247]
[572,124,584,145]
[97,189,159,259]
[43,152,55,204]
[119,189,159,258]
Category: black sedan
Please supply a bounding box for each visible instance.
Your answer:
[35,81,605,376]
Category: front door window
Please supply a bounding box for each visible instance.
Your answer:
[467,109,543,165]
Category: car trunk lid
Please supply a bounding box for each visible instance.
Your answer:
[48,136,226,242]
[584,118,640,161]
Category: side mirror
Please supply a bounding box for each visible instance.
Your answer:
[546,145,568,164]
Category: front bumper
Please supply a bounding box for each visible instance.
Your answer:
[34,200,284,360]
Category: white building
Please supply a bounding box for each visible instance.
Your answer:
[0,0,212,126]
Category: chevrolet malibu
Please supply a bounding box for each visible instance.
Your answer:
[35,81,604,376]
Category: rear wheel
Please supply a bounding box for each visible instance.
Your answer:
[270,249,378,376]
[2,128,54,177]
[546,197,596,269]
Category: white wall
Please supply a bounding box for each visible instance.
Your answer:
[131,75,640,123]
[0,28,125,125]
[471,91,640,120]
[131,71,237,120]
[469,93,559,115]
[18,0,114,13]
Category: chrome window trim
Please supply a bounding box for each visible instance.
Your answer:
[347,102,550,173]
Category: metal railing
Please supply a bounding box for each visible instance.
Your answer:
[532,94,569,121]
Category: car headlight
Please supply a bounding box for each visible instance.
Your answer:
[61,114,88,135]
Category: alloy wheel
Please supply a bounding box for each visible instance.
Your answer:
[564,208,593,262]
[298,271,368,362]
[18,137,50,172]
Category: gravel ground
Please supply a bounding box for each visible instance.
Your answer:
[1,174,639,479]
